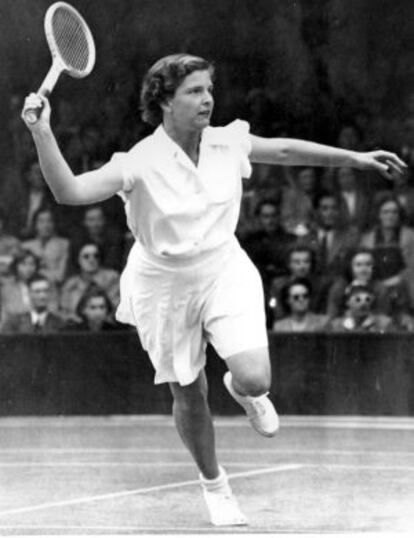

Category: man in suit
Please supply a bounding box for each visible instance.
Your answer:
[302,191,360,277]
[1,274,64,333]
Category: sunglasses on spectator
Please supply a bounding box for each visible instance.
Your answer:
[81,252,99,259]
[352,294,373,304]
[290,293,309,300]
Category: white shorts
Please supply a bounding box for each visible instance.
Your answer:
[116,238,268,385]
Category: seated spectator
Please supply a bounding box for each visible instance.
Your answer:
[280,167,318,236]
[0,206,20,280]
[333,167,370,232]
[67,286,124,332]
[70,205,125,272]
[269,245,331,320]
[240,198,296,288]
[373,167,414,228]
[18,161,55,239]
[302,191,360,277]
[327,284,396,333]
[60,242,120,322]
[272,278,329,333]
[360,194,414,283]
[1,275,64,333]
[326,247,391,319]
[22,206,70,285]
[0,249,59,323]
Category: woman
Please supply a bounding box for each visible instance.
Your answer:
[272,278,329,333]
[269,245,330,320]
[0,249,58,324]
[60,242,120,322]
[22,206,69,285]
[326,247,391,319]
[69,285,123,332]
[22,54,406,527]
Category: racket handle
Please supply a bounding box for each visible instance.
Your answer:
[24,106,43,124]
[23,88,49,124]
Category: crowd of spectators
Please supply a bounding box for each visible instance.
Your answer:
[1,88,414,335]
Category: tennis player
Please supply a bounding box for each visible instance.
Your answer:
[22,54,406,526]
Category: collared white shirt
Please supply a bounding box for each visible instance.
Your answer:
[30,310,47,327]
[112,120,252,258]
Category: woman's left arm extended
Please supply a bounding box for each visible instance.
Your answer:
[249,134,407,180]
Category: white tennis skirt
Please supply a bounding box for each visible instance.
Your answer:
[116,237,268,385]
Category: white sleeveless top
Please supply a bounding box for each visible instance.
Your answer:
[111,119,252,258]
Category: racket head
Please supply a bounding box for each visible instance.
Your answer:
[44,2,96,80]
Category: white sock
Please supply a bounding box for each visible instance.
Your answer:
[200,465,229,493]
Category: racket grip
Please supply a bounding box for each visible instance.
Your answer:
[24,107,42,124]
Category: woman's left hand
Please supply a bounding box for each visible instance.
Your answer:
[354,150,407,180]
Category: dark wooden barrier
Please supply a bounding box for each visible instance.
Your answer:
[0,332,412,416]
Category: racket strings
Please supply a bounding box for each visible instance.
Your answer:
[52,7,90,72]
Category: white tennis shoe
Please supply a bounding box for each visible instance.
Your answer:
[223,371,279,437]
[201,478,247,526]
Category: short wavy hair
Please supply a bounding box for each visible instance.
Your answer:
[140,54,214,127]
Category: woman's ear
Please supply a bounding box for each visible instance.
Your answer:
[160,99,172,115]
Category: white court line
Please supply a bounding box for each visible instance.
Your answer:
[1,414,414,429]
[0,447,412,456]
[0,463,302,518]
[0,461,267,468]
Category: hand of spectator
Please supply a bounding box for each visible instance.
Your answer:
[21,93,52,131]
[354,150,407,180]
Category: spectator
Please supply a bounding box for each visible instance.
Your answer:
[280,167,318,236]
[272,278,329,333]
[373,167,414,228]
[326,247,391,319]
[302,191,359,276]
[239,198,296,323]
[327,284,395,333]
[68,285,124,332]
[269,245,331,319]
[22,207,70,285]
[18,161,55,239]
[1,274,64,333]
[0,249,59,323]
[333,167,370,232]
[60,242,120,322]
[0,206,20,280]
[360,194,414,282]
[70,205,125,272]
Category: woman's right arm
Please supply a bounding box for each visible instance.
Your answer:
[22,93,124,205]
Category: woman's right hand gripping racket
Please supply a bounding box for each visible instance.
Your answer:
[23,1,96,124]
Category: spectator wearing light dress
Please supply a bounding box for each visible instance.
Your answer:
[22,206,69,285]
[0,206,20,280]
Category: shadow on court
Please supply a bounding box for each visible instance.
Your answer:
[0,415,413,535]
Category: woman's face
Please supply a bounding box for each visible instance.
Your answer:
[287,284,310,315]
[17,255,37,282]
[378,201,400,229]
[35,211,55,239]
[82,296,108,326]
[78,245,100,274]
[164,70,214,131]
[289,251,312,277]
[351,253,374,282]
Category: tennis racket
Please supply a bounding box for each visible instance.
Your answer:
[24,1,96,124]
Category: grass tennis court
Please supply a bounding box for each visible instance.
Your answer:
[0,415,413,535]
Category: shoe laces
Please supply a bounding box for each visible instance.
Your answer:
[245,395,267,417]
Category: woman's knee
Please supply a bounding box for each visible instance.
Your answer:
[225,347,271,397]
[236,371,271,397]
